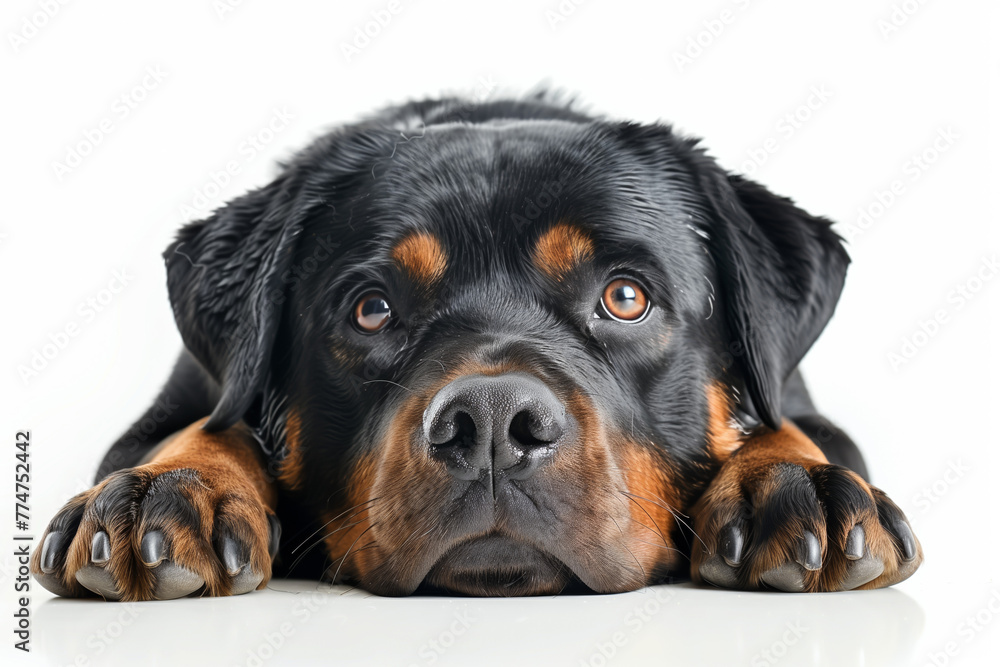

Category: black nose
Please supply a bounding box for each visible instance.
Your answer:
[423,373,568,482]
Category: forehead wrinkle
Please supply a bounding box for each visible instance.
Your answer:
[390,230,448,287]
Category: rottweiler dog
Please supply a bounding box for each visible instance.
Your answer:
[32,93,922,600]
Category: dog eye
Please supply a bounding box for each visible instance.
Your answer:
[353,293,392,332]
[599,279,649,322]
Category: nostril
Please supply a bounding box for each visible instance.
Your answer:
[451,412,477,449]
[509,410,561,447]
[424,373,569,481]
[429,410,477,448]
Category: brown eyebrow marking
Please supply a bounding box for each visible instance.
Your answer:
[391,231,447,287]
[532,222,595,280]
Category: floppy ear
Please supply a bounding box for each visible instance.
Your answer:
[164,175,304,432]
[696,167,850,429]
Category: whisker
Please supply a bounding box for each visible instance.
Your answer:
[328,523,377,584]
[621,490,707,552]
[291,498,379,554]
[287,516,372,574]
[620,492,669,548]
[551,562,572,597]
[608,513,626,537]
[631,538,686,557]
[393,524,435,556]
[620,541,646,582]
[361,379,412,393]
[418,357,447,374]
[612,492,666,542]
[352,540,379,554]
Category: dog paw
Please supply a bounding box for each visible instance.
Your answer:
[691,461,922,592]
[31,465,279,601]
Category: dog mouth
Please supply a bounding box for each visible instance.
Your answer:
[418,533,579,596]
[337,367,682,596]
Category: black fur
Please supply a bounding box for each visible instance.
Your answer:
[103,93,865,592]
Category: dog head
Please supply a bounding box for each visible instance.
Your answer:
[164,97,849,595]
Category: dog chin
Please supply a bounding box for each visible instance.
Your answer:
[418,533,577,596]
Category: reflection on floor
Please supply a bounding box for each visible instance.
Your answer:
[32,579,927,666]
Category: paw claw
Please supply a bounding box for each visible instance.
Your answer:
[890,519,917,561]
[140,531,166,567]
[797,530,822,571]
[267,514,282,560]
[220,536,247,576]
[91,531,111,565]
[761,562,806,592]
[844,524,865,561]
[40,531,64,573]
[720,525,743,567]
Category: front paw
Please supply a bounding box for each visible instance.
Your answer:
[691,460,922,592]
[31,465,279,601]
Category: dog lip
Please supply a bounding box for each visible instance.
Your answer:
[421,533,571,596]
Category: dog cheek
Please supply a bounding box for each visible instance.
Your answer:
[615,437,685,576]
[338,397,453,585]
[321,452,381,582]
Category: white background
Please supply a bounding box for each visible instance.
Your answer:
[2,1,997,665]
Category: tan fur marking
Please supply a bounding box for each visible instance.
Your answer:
[532,222,595,280]
[617,438,684,577]
[706,383,743,460]
[279,409,306,491]
[391,231,447,287]
[322,451,381,581]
